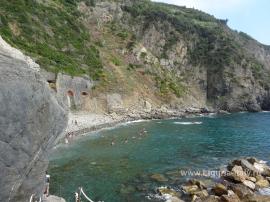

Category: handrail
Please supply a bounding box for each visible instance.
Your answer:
[29,194,34,202]
[80,188,94,202]
[29,194,41,202]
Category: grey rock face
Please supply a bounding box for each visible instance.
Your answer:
[0,53,67,201]
[106,93,125,113]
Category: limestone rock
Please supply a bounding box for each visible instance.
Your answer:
[187,179,207,190]
[227,165,248,182]
[0,50,67,201]
[0,36,39,70]
[242,180,256,190]
[220,193,241,202]
[212,184,228,196]
[247,157,260,165]
[182,185,199,194]
[158,187,180,198]
[240,159,260,176]
[228,183,253,199]
[202,195,221,202]
[193,190,209,198]
[144,100,152,112]
[256,179,270,188]
[254,162,270,176]
[248,177,257,183]
[166,196,185,202]
[242,194,270,202]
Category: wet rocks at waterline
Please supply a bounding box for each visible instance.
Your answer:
[153,157,270,202]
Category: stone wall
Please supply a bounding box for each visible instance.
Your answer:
[56,73,94,110]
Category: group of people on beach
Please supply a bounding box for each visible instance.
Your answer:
[65,132,75,144]
[111,128,148,146]
[64,119,79,144]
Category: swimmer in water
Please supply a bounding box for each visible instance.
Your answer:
[124,138,128,144]
[111,140,115,146]
[143,128,148,134]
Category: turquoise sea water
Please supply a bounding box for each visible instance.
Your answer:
[48,112,270,202]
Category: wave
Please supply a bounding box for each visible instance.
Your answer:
[122,119,149,125]
[174,121,202,125]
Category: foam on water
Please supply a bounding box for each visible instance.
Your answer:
[173,121,202,125]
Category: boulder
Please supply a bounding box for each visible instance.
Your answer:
[187,179,207,190]
[256,175,265,181]
[247,157,260,165]
[165,196,185,202]
[240,159,260,176]
[254,162,270,177]
[193,190,209,198]
[256,179,270,188]
[182,185,199,194]
[242,180,256,190]
[220,193,241,202]
[248,177,257,183]
[212,184,228,196]
[202,195,221,202]
[158,187,180,198]
[242,194,270,202]
[228,183,253,199]
[226,165,248,182]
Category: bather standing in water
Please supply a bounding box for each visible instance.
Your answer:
[111,140,115,146]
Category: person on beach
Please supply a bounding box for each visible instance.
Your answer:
[44,171,50,197]
[65,137,69,144]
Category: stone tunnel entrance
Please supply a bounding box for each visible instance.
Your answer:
[67,90,76,109]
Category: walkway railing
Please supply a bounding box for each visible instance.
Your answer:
[75,187,103,202]
[29,194,41,202]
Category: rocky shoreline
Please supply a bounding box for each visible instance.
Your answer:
[61,107,217,143]
[154,157,270,202]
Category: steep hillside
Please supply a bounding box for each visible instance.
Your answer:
[1,0,270,112]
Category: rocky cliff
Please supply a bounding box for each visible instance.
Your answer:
[1,0,270,113]
[0,0,270,200]
[0,36,67,201]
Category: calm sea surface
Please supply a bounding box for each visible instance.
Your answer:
[48,112,270,201]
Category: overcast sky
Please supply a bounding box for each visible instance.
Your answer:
[152,0,270,45]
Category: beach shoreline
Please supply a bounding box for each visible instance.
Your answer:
[60,109,218,144]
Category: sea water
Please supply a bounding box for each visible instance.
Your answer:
[48,112,270,201]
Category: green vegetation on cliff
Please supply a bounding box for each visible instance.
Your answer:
[1,0,270,107]
[124,0,259,69]
[0,0,103,79]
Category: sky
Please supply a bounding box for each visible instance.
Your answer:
[152,0,270,45]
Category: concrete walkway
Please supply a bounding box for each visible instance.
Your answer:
[43,195,66,202]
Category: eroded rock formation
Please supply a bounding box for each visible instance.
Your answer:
[0,39,67,201]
